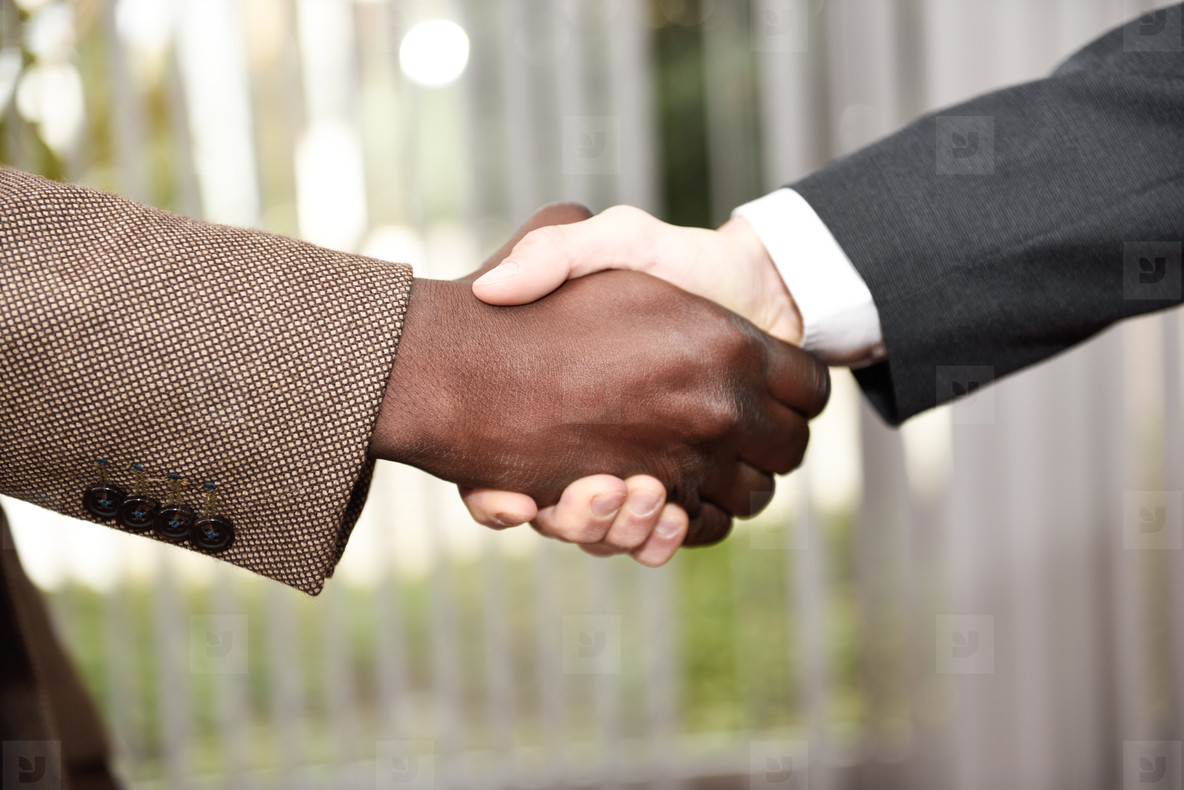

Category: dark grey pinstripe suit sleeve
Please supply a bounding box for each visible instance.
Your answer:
[791,5,1184,425]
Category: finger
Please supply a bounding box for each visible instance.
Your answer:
[472,205,665,306]
[597,475,667,552]
[530,475,629,544]
[736,401,810,476]
[459,486,538,529]
[458,202,593,283]
[579,543,621,558]
[701,462,776,518]
[683,502,733,547]
[763,336,831,418]
[630,503,689,567]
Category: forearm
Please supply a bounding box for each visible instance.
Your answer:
[0,168,413,594]
[790,11,1184,423]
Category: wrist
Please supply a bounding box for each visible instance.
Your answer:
[369,278,461,466]
[717,216,803,346]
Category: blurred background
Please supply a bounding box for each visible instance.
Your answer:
[1,0,1182,788]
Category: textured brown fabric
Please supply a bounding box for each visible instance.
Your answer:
[0,168,413,594]
[1,512,121,789]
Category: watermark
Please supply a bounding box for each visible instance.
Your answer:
[2,741,60,790]
[750,0,809,52]
[1123,490,1183,550]
[1123,4,1182,52]
[1123,242,1182,302]
[1123,740,1181,789]
[376,740,435,789]
[189,614,248,674]
[936,116,995,176]
[562,614,621,674]
[936,365,995,425]
[748,740,808,789]
[936,614,995,674]
[562,115,620,175]
[749,515,808,550]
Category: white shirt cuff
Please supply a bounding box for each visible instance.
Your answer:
[732,188,886,368]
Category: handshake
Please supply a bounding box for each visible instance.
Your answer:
[369,203,830,566]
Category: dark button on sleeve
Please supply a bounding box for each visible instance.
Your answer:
[83,484,126,520]
[154,505,195,543]
[191,516,235,554]
[117,495,161,532]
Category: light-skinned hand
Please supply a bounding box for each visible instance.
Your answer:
[457,205,815,566]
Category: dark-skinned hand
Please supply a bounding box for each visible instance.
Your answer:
[368,206,829,548]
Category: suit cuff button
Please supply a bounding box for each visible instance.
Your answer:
[83,484,126,520]
[117,496,161,532]
[192,516,235,554]
[154,505,195,543]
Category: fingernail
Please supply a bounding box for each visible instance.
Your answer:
[629,491,663,518]
[494,512,528,528]
[591,492,626,518]
[474,261,519,286]
[655,514,682,540]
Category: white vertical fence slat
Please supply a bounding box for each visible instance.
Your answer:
[853,408,913,784]
[700,0,757,224]
[638,563,680,790]
[945,402,1008,790]
[534,541,569,786]
[1109,321,1155,753]
[322,581,364,789]
[102,585,141,780]
[751,0,825,186]
[101,0,148,203]
[997,364,1056,790]
[496,0,539,224]
[152,556,193,790]
[792,477,833,790]
[606,0,660,214]
[211,567,251,787]
[1097,325,1139,789]
[585,554,621,789]
[1164,312,1184,746]
[425,501,466,789]
[476,528,518,789]
[0,0,21,164]
[552,0,593,208]
[374,553,412,763]
[265,582,308,790]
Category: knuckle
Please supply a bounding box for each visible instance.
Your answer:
[704,323,760,369]
[697,395,744,439]
[523,224,568,254]
[601,204,643,224]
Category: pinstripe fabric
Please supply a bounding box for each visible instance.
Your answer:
[0,168,413,594]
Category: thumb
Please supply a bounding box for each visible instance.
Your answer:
[471,223,582,305]
[472,206,661,306]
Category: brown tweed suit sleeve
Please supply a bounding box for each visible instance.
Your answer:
[0,168,413,594]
